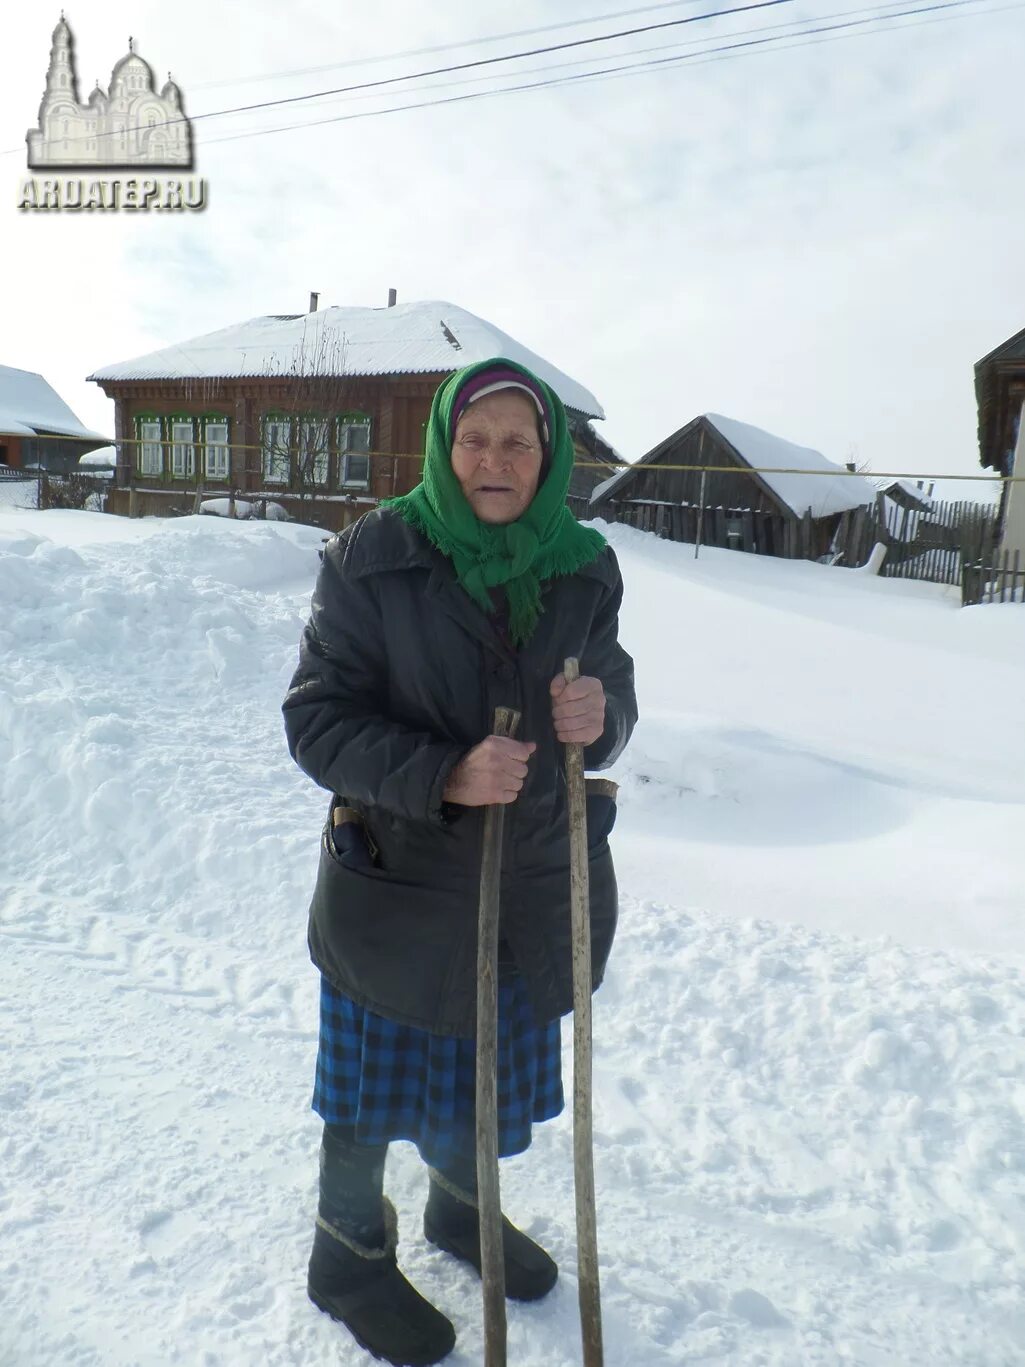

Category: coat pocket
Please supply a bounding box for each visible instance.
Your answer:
[327,802,378,870]
[308,831,477,1033]
[585,776,618,849]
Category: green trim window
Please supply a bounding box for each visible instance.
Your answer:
[169,415,195,478]
[337,413,371,487]
[262,414,291,485]
[299,416,330,487]
[136,415,163,476]
[202,416,230,480]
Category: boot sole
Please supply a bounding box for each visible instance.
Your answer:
[308,1285,456,1367]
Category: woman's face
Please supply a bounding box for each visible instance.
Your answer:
[451,389,544,524]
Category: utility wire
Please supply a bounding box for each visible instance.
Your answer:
[189,0,718,91]
[170,0,796,124]
[13,0,1009,157]
[200,0,1004,126]
[200,0,999,147]
[26,430,1007,483]
[8,0,793,158]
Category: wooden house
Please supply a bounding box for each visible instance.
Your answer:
[87,297,609,531]
[588,413,876,559]
[0,365,109,474]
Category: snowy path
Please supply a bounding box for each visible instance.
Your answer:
[2,512,1024,1365]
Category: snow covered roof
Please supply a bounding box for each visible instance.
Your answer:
[0,365,109,443]
[87,301,605,419]
[708,415,876,517]
[589,469,625,502]
[591,414,876,519]
[876,478,934,511]
[78,446,117,467]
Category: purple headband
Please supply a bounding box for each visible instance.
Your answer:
[450,366,552,455]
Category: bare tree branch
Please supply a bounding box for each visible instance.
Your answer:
[259,320,356,505]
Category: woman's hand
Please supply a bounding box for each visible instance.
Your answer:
[443,735,537,806]
[550,672,606,746]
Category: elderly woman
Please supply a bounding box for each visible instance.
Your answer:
[282,357,636,1366]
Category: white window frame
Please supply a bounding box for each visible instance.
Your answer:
[300,417,330,487]
[262,416,292,485]
[203,418,230,480]
[337,415,371,488]
[170,418,195,478]
[137,419,162,476]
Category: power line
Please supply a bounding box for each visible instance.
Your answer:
[25,430,1008,482]
[8,0,793,159]
[662,0,1024,71]
[13,0,1010,159]
[179,0,797,124]
[199,0,1002,148]
[193,0,933,115]
[199,0,1004,128]
[189,0,716,91]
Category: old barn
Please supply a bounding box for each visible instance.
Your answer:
[588,413,876,559]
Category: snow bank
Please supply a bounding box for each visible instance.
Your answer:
[201,497,291,521]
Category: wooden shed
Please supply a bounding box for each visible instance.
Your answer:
[588,414,876,559]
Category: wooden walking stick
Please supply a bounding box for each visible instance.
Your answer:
[563,658,604,1367]
[476,705,521,1367]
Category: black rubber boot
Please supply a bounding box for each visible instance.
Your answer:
[423,1160,558,1302]
[308,1125,456,1366]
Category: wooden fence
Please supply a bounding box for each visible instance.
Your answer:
[962,546,1025,605]
[569,495,829,559]
[572,491,1011,606]
[0,469,109,512]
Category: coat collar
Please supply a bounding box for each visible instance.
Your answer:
[343,507,615,581]
[340,506,614,658]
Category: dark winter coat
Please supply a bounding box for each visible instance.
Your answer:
[282,507,637,1037]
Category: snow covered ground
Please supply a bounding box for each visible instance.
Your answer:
[1,508,1023,1366]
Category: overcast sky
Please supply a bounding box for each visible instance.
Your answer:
[2,0,1023,495]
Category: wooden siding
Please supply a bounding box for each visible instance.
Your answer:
[580,495,835,559]
[95,372,616,531]
[0,435,23,469]
[94,372,446,526]
[595,419,789,517]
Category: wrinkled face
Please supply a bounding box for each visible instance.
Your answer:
[451,389,544,524]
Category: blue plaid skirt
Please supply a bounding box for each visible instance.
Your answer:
[312,975,564,1171]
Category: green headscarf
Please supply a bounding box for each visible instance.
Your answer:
[382,357,606,646]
